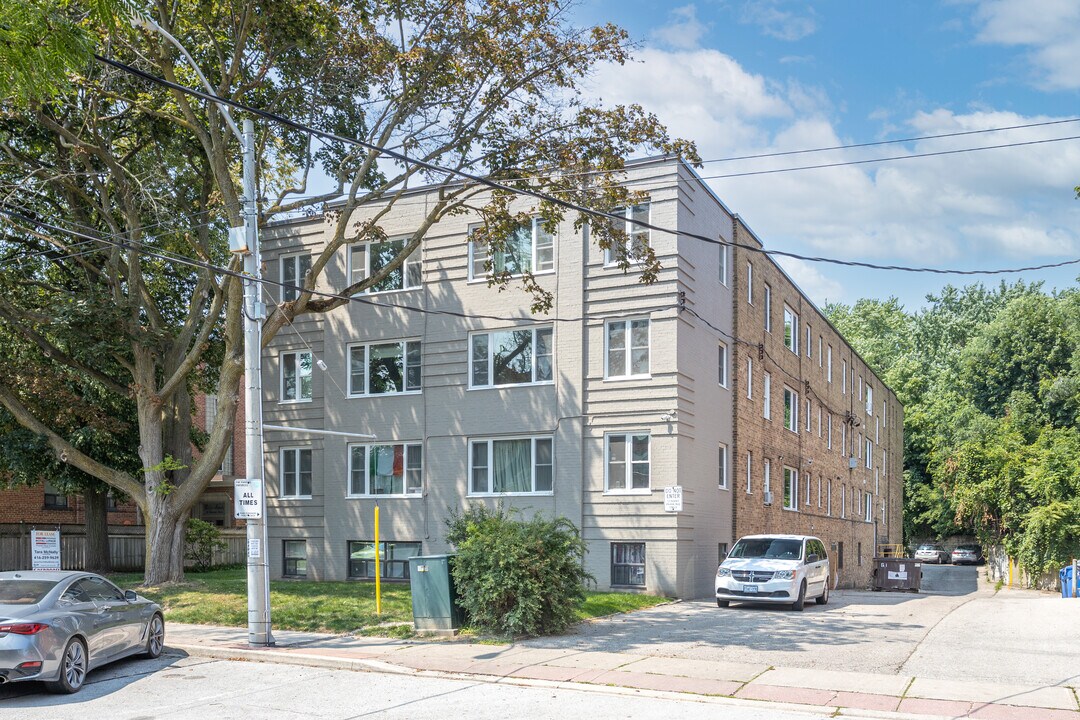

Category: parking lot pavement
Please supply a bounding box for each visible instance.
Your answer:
[522,586,987,676]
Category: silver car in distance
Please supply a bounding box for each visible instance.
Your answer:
[0,570,164,693]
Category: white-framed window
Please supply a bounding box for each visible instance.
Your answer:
[865,493,873,522]
[783,467,798,510]
[784,386,798,432]
[764,459,771,495]
[818,335,823,367]
[883,449,888,477]
[280,351,313,402]
[280,448,312,498]
[763,372,772,419]
[746,357,753,399]
[280,253,312,303]
[718,243,728,285]
[349,341,421,396]
[805,398,812,431]
[805,475,811,506]
[841,423,846,455]
[859,375,863,401]
[842,359,847,394]
[763,283,772,332]
[883,399,888,428]
[866,439,873,469]
[827,479,832,516]
[746,451,753,494]
[827,413,833,449]
[718,443,728,489]
[806,324,812,358]
[841,484,846,518]
[817,406,822,437]
[784,306,799,354]
[866,385,874,416]
[875,467,880,494]
[470,436,553,495]
[348,443,422,496]
[470,326,553,388]
[605,433,650,492]
[817,476,822,508]
[604,203,650,265]
[470,218,554,280]
[746,261,753,304]
[718,341,728,388]
[605,318,650,378]
[827,345,833,382]
[349,238,421,293]
[283,539,307,577]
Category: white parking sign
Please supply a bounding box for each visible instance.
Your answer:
[234,479,263,519]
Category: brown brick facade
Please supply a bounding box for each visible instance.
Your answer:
[730,218,904,588]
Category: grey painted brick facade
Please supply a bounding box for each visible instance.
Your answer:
[259,157,903,599]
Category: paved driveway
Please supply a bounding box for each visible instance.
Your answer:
[525,566,1080,686]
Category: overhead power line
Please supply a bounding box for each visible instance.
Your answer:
[79,55,1080,276]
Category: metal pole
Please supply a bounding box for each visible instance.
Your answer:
[374,503,382,615]
[242,118,272,646]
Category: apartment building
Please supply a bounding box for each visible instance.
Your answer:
[259,156,902,597]
[731,220,903,587]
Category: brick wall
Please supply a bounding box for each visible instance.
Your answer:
[730,217,904,589]
[0,484,140,526]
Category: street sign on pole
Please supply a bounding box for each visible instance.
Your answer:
[234,479,263,520]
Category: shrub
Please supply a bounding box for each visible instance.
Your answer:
[184,518,227,572]
[446,503,593,637]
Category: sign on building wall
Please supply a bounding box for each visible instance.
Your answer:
[664,486,683,513]
[31,529,61,570]
[234,478,263,520]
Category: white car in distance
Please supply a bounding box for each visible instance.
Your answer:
[715,534,831,611]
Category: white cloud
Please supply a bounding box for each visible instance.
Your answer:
[970,0,1080,89]
[650,5,709,51]
[587,46,1080,304]
[739,1,817,41]
[775,257,845,305]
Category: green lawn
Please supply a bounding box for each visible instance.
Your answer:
[109,568,670,637]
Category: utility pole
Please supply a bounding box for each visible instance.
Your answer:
[242,118,272,646]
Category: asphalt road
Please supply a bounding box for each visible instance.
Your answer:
[524,565,1080,686]
[0,654,878,720]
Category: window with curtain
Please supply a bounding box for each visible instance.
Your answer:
[606,433,650,491]
[611,542,646,586]
[469,437,553,494]
[348,540,422,579]
[349,443,422,496]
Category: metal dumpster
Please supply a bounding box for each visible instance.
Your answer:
[408,554,465,632]
[872,557,922,592]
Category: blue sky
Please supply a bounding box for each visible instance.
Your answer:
[571,0,1080,309]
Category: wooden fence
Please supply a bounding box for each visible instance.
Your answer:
[0,526,246,573]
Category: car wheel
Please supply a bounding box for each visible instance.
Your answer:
[791,581,807,611]
[716,599,729,608]
[816,579,830,605]
[45,637,87,694]
[143,613,165,658]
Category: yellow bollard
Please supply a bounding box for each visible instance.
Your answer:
[375,503,382,615]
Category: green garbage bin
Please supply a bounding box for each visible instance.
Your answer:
[409,554,465,632]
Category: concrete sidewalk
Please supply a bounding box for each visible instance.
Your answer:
[166,622,1079,720]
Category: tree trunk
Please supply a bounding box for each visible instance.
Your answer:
[83,486,111,573]
[143,494,187,585]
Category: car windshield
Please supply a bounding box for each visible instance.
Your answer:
[956,545,980,551]
[918,545,941,551]
[0,579,57,605]
[729,538,803,560]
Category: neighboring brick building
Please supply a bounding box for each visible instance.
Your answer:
[731,218,904,587]
[258,155,903,596]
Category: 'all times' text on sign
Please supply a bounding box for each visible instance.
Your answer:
[234,479,263,520]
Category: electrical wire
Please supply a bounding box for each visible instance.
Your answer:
[92,54,1080,277]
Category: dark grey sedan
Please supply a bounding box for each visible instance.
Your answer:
[0,570,163,693]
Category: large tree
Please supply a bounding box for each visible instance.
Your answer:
[0,0,696,583]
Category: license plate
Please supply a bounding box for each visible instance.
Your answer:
[743,584,758,594]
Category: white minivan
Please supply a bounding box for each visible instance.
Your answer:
[715,534,831,611]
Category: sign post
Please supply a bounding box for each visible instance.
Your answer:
[31,529,61,570]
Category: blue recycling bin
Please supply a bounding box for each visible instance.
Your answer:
[1060,566,1076,598]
